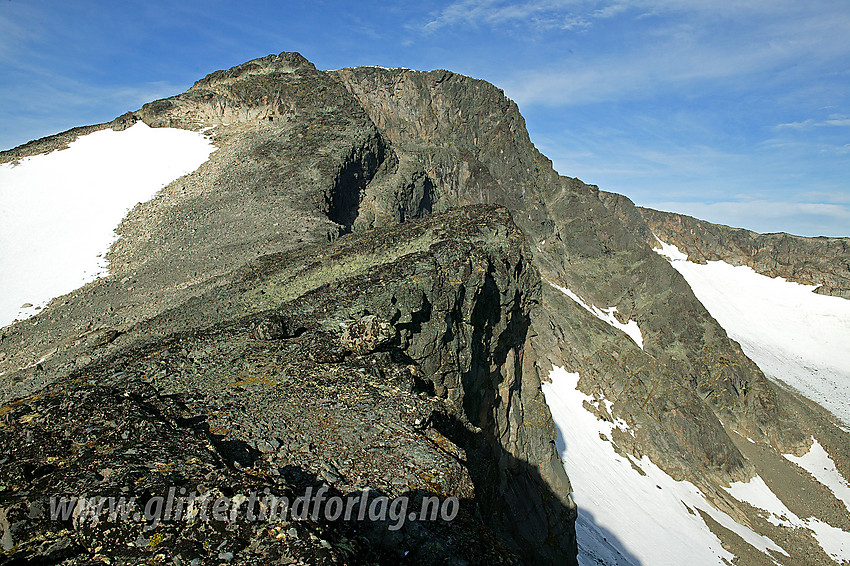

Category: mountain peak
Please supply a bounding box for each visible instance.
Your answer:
[192,51,316,89]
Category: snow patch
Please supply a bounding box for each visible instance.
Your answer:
[548,282,643,348]
[544,366,786,566]
[724,476,792,524]
[784,436,850,514]
[21,356,47,370]
[363,65,412,71]
[0,123,216,328]
[653,239,850,425]
[725,475,850,561]
[654,237,688,261]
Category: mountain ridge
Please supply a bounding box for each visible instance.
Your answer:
[1,51,848,565]
[599,190,850,299]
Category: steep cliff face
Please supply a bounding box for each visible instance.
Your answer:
[2,52,849,565]
[328,64,850,563]
[330,66,809,484]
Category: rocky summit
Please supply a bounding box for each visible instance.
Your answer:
[1,52,849,565]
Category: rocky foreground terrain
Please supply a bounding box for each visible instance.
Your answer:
[1,52,849,565]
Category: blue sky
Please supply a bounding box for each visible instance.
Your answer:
[2,1,848,236]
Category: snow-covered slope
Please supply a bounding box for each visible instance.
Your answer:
[654,239,850,425]
[0,123,215,328]
[724,474,850,561]
[543,366,787,566]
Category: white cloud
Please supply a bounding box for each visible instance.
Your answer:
[777,115,850,130]
[421,0,622,34]
[776,119,817,130]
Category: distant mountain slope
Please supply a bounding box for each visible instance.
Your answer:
[652,238,850,426]
[600,191,850,299]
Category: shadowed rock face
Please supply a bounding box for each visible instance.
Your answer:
[1,52,849,565]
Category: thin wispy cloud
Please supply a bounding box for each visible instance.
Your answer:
[421,0,632,34]
[418,0,840,34]
[0,5,48,68]
[777,115,850,130]
[797,191,850,205]
[415,0,850,112]
[500,9,849,106]
[0,64,185,149]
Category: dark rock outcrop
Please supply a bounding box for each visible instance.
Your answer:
[329,65,811,484]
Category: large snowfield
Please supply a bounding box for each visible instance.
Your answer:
[654,239,850,426]
[0,123,215,329]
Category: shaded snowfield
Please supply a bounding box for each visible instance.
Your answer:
[654,239,850,426]
[543,366,787,566]
[0,123,215,328]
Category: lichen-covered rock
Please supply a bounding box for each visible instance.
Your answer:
[249,314,301,341]
[340,315,395,354]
